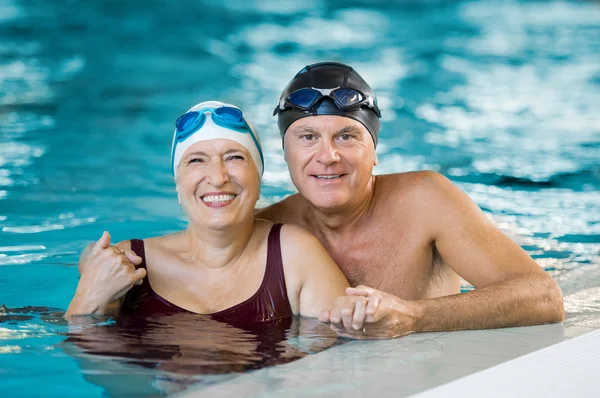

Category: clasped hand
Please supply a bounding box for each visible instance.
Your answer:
[74,232,146,311]
[319,285,421,339]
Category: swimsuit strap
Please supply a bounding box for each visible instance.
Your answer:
[129,239,148,271]
[266,223,284,272]
[265,223,291,313]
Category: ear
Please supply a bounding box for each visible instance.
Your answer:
[374,152,378,166]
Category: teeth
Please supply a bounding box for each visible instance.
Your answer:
[316,175,341,179]
[202,194,236,203]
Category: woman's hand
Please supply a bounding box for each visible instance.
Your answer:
[66,232,146,316]
[319,285,422,339]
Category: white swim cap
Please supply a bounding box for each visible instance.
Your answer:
[171,101,264,179]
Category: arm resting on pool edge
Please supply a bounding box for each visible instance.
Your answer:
[322,172,564,338]
[65,232,146,318]
[324,271,563,339]
[419,172,565,329]
[279,224,350,319]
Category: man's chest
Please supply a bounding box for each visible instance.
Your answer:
[322,234,435,299]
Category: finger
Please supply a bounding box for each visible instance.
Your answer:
[91,231,111,255]
[328,306,344,330]
[329,323,347,334]
[346,286,369,297]
[340,306,354,330]
[329,303,342,324]
[133,268,147,286]
[365,296,380,315]
[329,323,340,334]
[318,310,331,323]
[352,299,367,330]
[347,285,374,296]
[365,303,390,323]
[124,250,142,265]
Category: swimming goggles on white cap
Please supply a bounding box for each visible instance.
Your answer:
[171,101,264,178]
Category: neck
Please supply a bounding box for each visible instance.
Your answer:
[306,175,376,233]
[184,217,255,269]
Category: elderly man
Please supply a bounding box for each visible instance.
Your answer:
[256,62,564,338]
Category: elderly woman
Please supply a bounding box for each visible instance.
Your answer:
[66,101,349,322]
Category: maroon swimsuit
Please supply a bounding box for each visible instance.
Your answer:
[120,224,293,324]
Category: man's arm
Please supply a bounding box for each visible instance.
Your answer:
[326,171,563,338]
[416,171,564,330]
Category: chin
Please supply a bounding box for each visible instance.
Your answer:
[304,191,350,210]
[200,214,238,229]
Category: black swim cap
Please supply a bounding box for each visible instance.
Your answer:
[275,62,381,147]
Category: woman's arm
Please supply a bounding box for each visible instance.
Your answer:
[279,224,350,318]
[66,232,146,318]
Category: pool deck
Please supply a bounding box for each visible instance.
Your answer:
[180,288,600,397]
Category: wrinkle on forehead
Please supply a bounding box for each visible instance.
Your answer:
[288,117,368,136]
[181,148,249,162]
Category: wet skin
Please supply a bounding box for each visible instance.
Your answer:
[67,138,349,319]
[256,115,564,338]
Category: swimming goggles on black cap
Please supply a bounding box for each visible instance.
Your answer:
[273,86,381,118]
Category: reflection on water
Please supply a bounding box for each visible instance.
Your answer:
[66,314,341,396]
[1,306,340,396]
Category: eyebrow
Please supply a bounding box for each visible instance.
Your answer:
[336,125,363,135]
[183,148,246,159]
[223,148,246,155]
[289,126,321,135]
[183,151,208,159]
[289,125,363,135]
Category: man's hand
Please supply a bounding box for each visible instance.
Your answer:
[319,285,422,339]
[66,232,146,316]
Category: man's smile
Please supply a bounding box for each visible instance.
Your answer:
[314,174,345,180]
[311,174,348,182]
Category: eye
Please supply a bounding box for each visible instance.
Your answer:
[340,133,353,140]
[227,155,245,161]
[301,134,316,141]
[187,157,204,164]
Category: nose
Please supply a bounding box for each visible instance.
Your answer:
[206,159,229,187]
[314,139,340,165]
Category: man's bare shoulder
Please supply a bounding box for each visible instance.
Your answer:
[375,170,449,198]
[376,170,482,231]
[255,193,307,225]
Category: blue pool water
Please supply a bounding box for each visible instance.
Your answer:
[1,0,599,396]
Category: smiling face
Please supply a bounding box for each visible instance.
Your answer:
[175,139,260,230]
[283,115,377,211]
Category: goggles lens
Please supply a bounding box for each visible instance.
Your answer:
[214,106,244,122]
[287,89,322,109]
[176,111,201,132]
[333,88,365,107]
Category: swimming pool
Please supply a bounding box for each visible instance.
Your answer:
[1,0,599,396]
